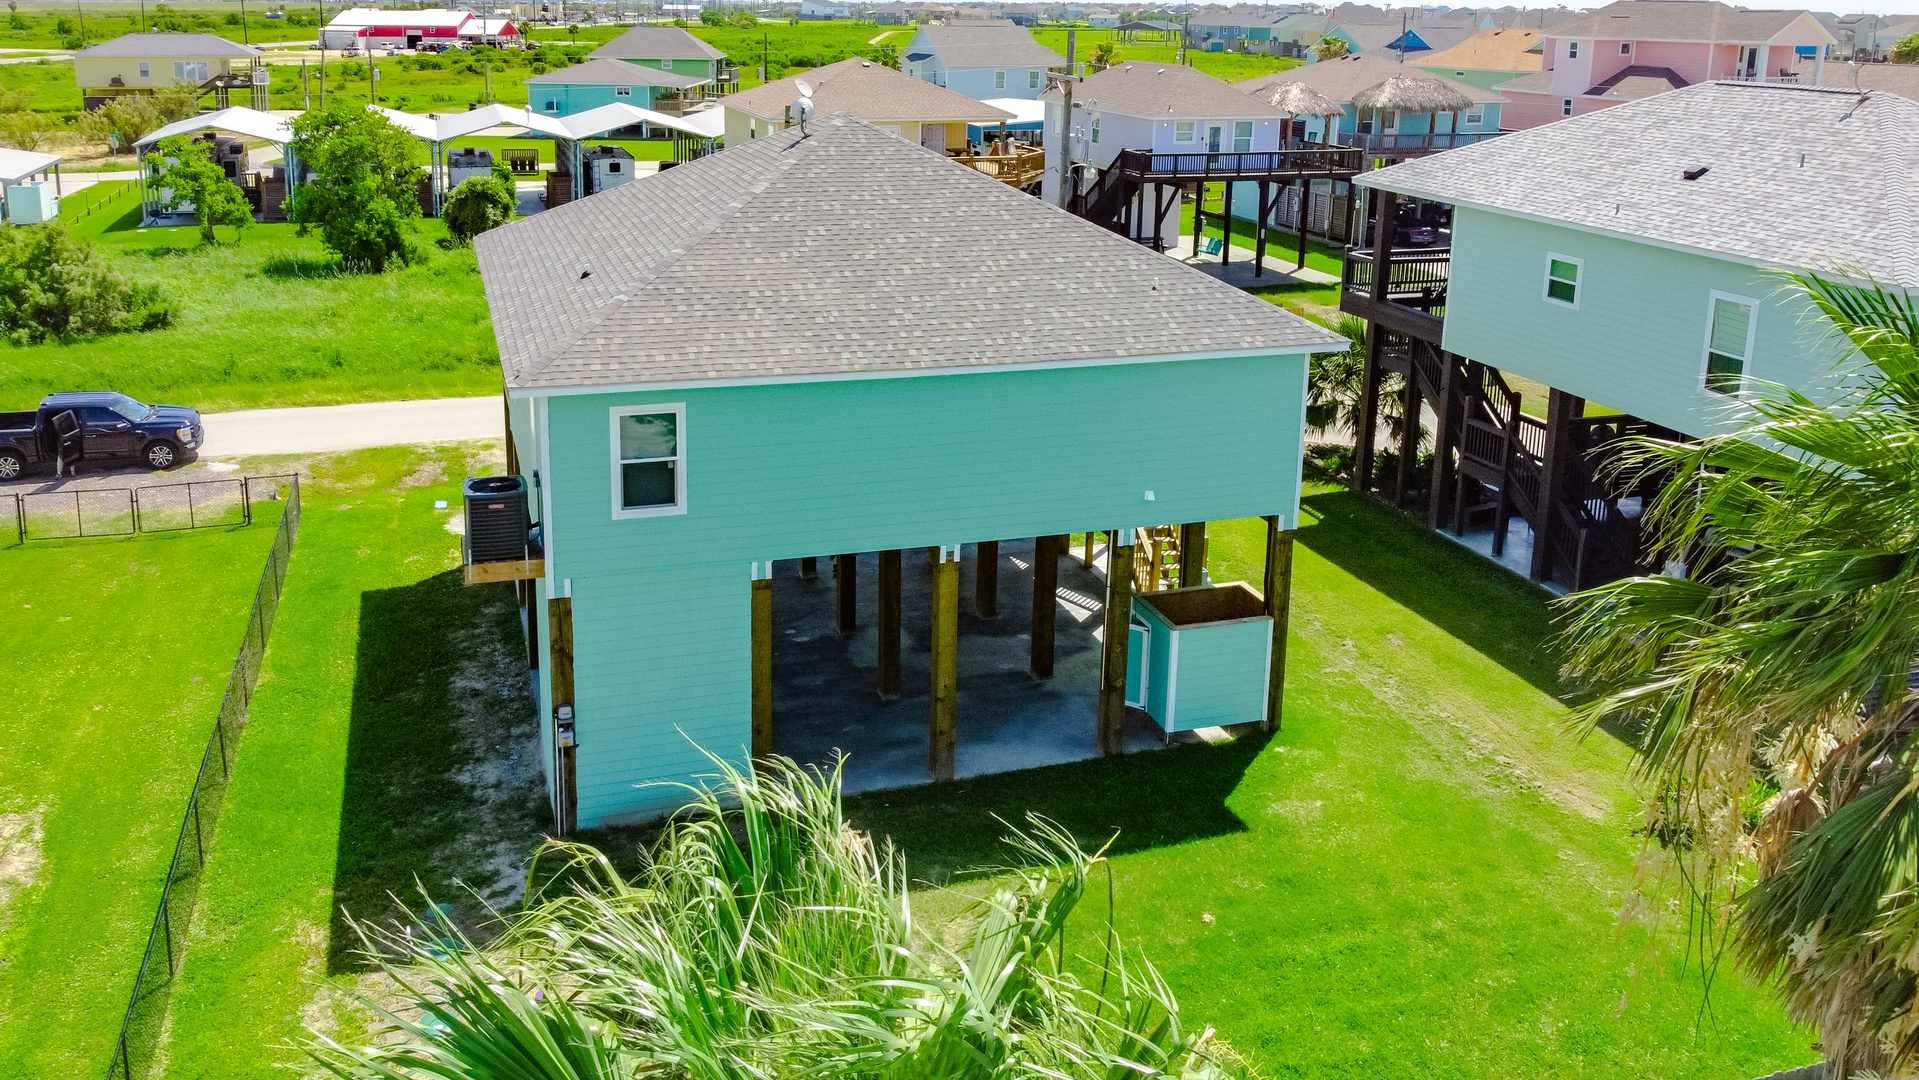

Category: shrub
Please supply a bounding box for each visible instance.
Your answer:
[443,173,515,244]
[1893,33,1919,64]
[144,134,252,244]
[0,224,170,344]
[285,101,423,272]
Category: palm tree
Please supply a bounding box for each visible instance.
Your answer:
[1089,40,1119,71]
[1559,273,1919,1078]
[1307,315,1409,475]
[310,755,1243,1079]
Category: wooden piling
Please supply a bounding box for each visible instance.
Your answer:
[975,540,999,618]
[878,549,901,701]
[751,577,773,756]
[1177,521,1207,588]
[1030,534,1059,678]
[929,549,958,781]
[799,556,817,579]
[548,597,577,834]
[1097,530,1135,756]
[835,553,857,635]
[1262,517,1295,732]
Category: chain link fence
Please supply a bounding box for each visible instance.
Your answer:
[105,477,303,1080]
[1,475,297,545]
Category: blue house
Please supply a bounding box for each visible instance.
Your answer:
[526,58,711,117]
[902,20,1066,101]
[1340,81,1914,592]
[473,115,1343,828]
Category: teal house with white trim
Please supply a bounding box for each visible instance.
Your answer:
[474,116,1342,828]
[526,58,711,117]
[1338,81,1913,592]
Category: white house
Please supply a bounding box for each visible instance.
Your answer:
[1042,62,1291,248]
[902,20,1066,101]
[799,0,853,17]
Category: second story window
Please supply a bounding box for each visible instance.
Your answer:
[1704,293,1758,395]
[1233,120,1253,152]
[1175,120,1195,142]
[138,61,151,78]
[994,69,1007,89]
[615,86,631,97]
[1029,69,1041,88]
[1464,108,1485,127]
[612,406,686,518]
[1562,98,1574,116]
[1620,41,1633,54]
[1544,254,1581,308]
[1568,40,1579,59]
[1091,115,1100,143]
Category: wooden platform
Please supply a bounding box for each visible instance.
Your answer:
[463,558,543,585]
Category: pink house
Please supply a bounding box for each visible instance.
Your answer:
[1498,0,1834,130]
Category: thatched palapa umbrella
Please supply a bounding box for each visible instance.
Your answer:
[1264,81,1344,146]
[1350,74,1476,143]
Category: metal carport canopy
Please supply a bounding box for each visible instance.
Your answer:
[0,147,61,184]
[133,105,294,150]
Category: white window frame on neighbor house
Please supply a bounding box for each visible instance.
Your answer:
[544,98,558,112]
[1464,108,1485,126]
[1620,41,1633,55]
[1701,291,1759,396]
[1233,119,1253,151]
[174,60,209,83]
[1174,120,1195,142]
[609,403,688,520]
[1090,114,1100,143]
[1562,97,1574,116]
[1029,68,1041,88]
[615,85,632,96]
[1543,253,1582,309]
[1568,40,1579,58]
[994,68,1007,88]
[138,61,151,78]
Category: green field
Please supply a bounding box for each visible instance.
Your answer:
[158,443,548,1080]
[0,5,326,51]
[0,219,498,414]
[0,516,281,1080]
[1032,27,1301,83]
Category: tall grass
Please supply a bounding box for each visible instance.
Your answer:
[312,755,1237,1080]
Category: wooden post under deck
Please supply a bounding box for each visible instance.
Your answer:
[1097,529,1135,756]
[1428,351,1460,528]
[548,596,577,835]
[1295,179,1309,270]
[1030,534,1059,678]
[1083,531,1095,567]
[1262,516,1295,732]
[878,549,901,701]
[1530,388,1585,584]
[1356,329,1383,495]
[1395,375,1420,508]
[975,540,999,618]
[751,576,772,757]
[1178,521,1207,588]
[835,553,857,635]
[929,548,959,781]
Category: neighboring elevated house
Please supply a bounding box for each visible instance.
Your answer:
[72,33,261,110]
[1240,54,1502,155]
[722,57,1012,156]
[589,24,730,84]
[1415,27,1544,91]
[902,19,1066,100]
[799,0,854,17]
[1340,81,1913,592]
[527,58,711,117]
[474,115,1341,827]
[1497,0,1834,129]
[320,7,474,49]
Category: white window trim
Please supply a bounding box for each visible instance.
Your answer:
[1620,40,1633,55]
[1701,290,1760,396]
[1028,68,1040,88]
[1233,119,1254,151]
[615,85,632,96]
[1543,252,1582,309]
[609,403,688,520]
[1568,40,1579,58]
[1464,108,1485,126]
[138,61,151,78]
[1174,120,1195,143]
[994,68,1006,88]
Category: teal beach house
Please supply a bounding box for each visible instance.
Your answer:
[474,116,1343,828]
[527,58,711,117]
[1339,81,1914,591]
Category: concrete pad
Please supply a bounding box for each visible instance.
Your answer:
[198,397,501,457]
[1166,247,1341,288]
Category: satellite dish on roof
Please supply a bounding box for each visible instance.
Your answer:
[793,77,816,133]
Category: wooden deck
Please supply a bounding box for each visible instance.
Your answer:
[1340,247,1449,343]
[949,145,1045,189]
[1105,145,1363,184]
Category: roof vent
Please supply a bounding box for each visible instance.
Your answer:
[1681,166,1709,181]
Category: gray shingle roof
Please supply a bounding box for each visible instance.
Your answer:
[1357,81,1919,287]
[912,20,1066,69]
[1042,62,1287,118]
[476,114,1343,392]
[1546,0,1829,45]
[526,57,707,88]
[724,57,1012,123]
[587,25,724,62]
[75,32,261,59]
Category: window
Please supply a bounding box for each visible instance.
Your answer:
[607,161,622,173]
[1174,120,1195,142]
[994,69,1007,88]
[611,406,686,518]
[1233,120,1253,151]
[1562,97,1574,116]
[1544,254,1581,307]
[138,61,151,78]
[174,60,209,83]
[1464,108,1485,126]
[1567,40,1579,58]
[1620,41,1633,55]
[544,98,557,112]
[1703,292,1757,394]
[1029,68,1040,88]
[615,85,632,96]
[1090,114,1100,143]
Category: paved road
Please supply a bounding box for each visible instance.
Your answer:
[198,397,502,457]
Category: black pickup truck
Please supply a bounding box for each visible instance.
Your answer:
[0,392,204,480]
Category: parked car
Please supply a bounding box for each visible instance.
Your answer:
[0,392,204,480]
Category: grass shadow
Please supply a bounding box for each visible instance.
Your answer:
[1299,488,1570,700]
[327,571,545,974]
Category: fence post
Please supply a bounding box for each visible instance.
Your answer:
[131,488,141,535]
[242,476,252,526]
[187,484,197,530]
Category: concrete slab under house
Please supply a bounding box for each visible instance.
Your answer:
[471,114,1345,829]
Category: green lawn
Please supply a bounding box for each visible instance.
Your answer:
[0,5,325,51]
[161,443,548,1080]
[0,517,281,1080]
[1031,28,1302,83]
[842,491,1813,1078]
[1181,199,1350,280]
[0,219,499,413]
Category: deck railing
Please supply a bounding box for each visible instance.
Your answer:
[1350,130,1505,154]
[950,145,1045,188]
[1109,144,1363,182]
[1342,246,1451,303]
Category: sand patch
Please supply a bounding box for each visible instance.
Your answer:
[0,810,47,915]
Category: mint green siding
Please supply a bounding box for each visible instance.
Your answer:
[532,353,1308,825]
[529,82,668,115]
[1440,206,1854,437]
[619,56,718,80]
[1132,598,1269,732]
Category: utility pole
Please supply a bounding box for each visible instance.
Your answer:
[369,54,376,104]
[302,58,309,107]
[75,2,83,44]
[240,0,250,43]
[1055,29,1075,209]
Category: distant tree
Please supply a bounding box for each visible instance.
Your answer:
[80,94,163,150]
[729,9,756,28]
[566,21,579,42]
[1312,35,1348,61]
[144,134,253,244]
[152,83,205,122]
[1089,39,1118,69]
[0,110,56,152]
[285,101,423,272]
[1892,32,1919,63]
[0,224,170,344]
[442,173,515,245]
[699,7,725,25]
